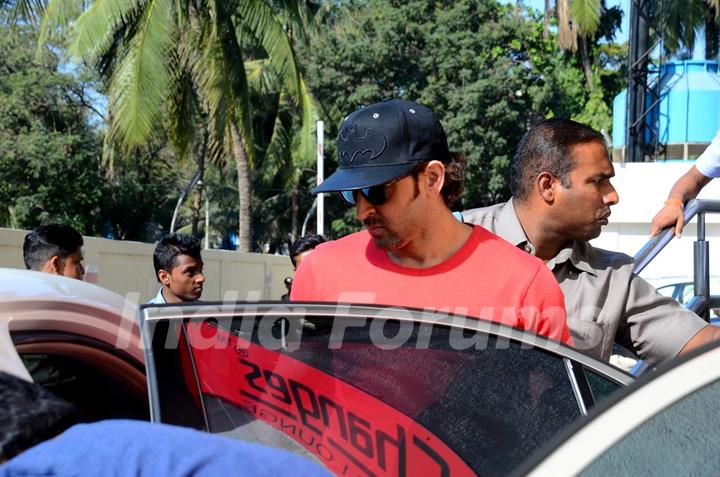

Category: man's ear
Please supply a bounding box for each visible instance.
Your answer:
[537,171,558,203]
[423,161,446,196]
[158,269,170,286]
[41,256,62,275]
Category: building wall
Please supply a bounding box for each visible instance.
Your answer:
[0,228,293,303]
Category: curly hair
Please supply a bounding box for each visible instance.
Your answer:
[441,152,467,206]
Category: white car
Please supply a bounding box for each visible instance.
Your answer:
[519,340,720,476]
[0,268,146,420]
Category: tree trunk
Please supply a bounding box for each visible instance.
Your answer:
[579,35,593,89]
[230,123,252,253]
[543,0,553,38]
[190,132,208,238]
[191,160,204,238]
[557,0,577,51]
[291,187,299,242]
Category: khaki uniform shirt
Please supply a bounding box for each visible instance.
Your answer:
[462,200,707,366]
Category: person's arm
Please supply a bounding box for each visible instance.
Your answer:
[650,165,712,237]
[679,324,720,355]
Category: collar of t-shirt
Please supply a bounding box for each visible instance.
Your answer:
[366,225,484,276]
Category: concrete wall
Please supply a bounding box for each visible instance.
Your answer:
[594,161,720,286]
[0,228,293,303]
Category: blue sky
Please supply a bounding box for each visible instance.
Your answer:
[502,0,631,42]
[503,1,707,59]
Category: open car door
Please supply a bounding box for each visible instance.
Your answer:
[140,303,631,477]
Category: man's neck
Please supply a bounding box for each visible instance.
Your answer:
[386,213,473,268]
[513,201,569,262]
[161,288,183,304]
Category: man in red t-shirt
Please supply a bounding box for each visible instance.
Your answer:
[292,99,571,344]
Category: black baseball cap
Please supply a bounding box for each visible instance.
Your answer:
[314,99,450,193]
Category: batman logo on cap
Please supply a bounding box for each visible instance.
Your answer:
[338,125,386,163]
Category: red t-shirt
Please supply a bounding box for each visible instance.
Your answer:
[291,226,572,344]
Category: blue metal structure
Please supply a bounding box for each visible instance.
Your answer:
[614,60,720,160]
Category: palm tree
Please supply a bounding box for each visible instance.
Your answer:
[246,58,317,241]
[658,0,720,60]
[17,0,316,252]
[556,0,604,88]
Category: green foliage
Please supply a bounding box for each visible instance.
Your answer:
[0,27,102,232]
[570,0,603,36]
[35,0,317,252]
[298,0,624,236]
[98,143,182,240]
[0,26,182,241]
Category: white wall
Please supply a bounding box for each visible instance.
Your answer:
[594,161,720,281]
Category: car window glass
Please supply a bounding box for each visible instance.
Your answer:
[580,378,720,476]
[150,314,583,477]
[585,368,622,403]
[655,284,676,299]
[680,284,695,305]
[20,352,148,421]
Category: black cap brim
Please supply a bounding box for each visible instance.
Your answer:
[313,162,419,193]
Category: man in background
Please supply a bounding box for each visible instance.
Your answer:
[282,234,326,300]
[290,234,326,271]
[148,233,205,304]
[23,224,85,280]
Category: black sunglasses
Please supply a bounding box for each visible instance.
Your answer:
[341,185,389,206]
[340,163,428,206]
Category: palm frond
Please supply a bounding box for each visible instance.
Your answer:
[569,0,603,36]
[272,0,317,39]
[245,58,279,96]
[2,0,46,25]
[168,69,200,161]
[292,76,317,169]
[67,0,142,63]
[237,0,303,101]
[660,0,704,54]
[195,0,254,167]
[105,0,176,151]
[261,91,294,184]
[35,0,83,59]
[707,0,720,20]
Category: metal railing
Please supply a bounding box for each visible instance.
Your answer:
[634,199,720,320]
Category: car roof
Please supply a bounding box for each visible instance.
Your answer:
[0,268,143,364]
[0,268,132,309]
